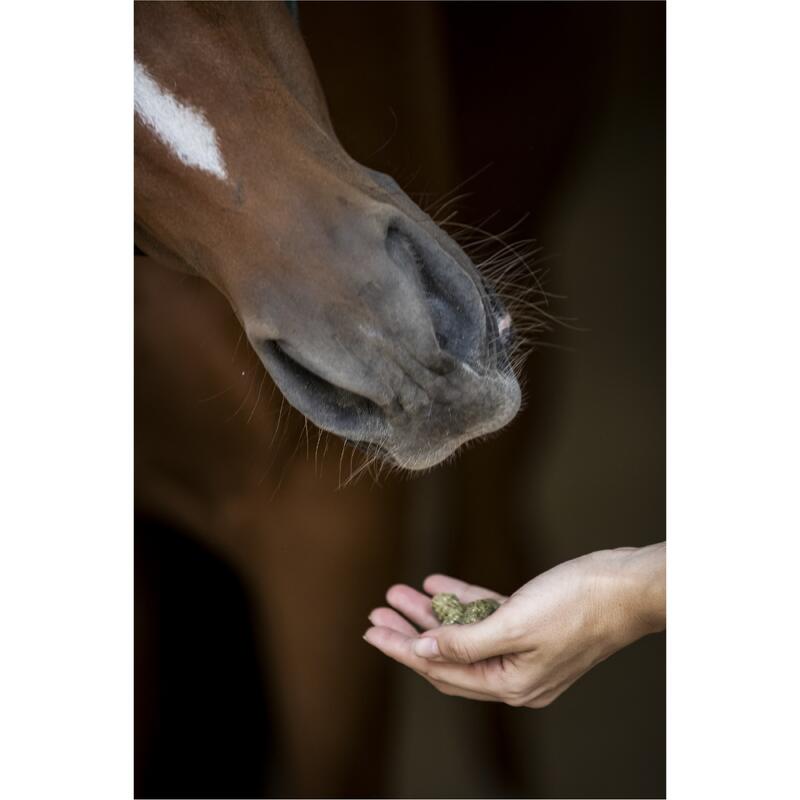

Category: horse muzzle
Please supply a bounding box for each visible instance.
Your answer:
[248,217,521,470]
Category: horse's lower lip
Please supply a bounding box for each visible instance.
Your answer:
[258,339,389,441]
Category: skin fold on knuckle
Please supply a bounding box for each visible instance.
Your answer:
[440,636,481,664]
[504,688,532,707]
[526,680,568,709]
[483,663,512,696]
[502,678,550,708]
[502,673,533,704]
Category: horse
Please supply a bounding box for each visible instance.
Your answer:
[134,1,522,472]
[134,2,541,795]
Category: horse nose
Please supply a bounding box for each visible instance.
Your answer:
[385,223,487,367]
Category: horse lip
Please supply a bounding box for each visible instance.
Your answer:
[256,335,521,470]
[256,339,391,441]
[272,339,393,408]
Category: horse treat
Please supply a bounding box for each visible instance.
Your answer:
[431,593,500,625]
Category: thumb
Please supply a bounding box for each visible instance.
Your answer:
[414,608,517,664]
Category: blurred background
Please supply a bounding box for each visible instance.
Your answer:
[135,1,665,798]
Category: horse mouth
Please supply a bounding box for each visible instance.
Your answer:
[259,340,389,442]
[256,298,518,470]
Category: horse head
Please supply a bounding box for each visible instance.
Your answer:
[134,2,521,470]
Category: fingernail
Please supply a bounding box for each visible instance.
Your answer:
[413,637,439,658]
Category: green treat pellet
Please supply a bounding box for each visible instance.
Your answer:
[460,598,500,624]
[431,593,501,625]
[431,592,464,625]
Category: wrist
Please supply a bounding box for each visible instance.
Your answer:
[619,543,666,636]
[587,544,665,645]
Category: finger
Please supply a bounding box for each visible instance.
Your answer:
[363,626,499,695]
[363,625,447,673]
[365,625,497,700]
[414,603,521,664]
[422,574,507,604]
[385,584,440,629]
[368,607,418,636]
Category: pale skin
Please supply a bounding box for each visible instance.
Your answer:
[364,543,665,708]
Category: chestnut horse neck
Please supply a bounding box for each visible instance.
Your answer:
[135,2,331,137]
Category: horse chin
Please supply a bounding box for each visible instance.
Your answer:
[355,369,522,472]
[381,442,461,472]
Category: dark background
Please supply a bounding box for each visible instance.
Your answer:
[135,2,665,797]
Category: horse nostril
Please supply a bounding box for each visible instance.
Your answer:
[385,224,486,365]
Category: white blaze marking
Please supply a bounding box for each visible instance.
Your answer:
[134,60,228,181]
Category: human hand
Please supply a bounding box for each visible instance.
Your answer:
[364,543,665,708]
